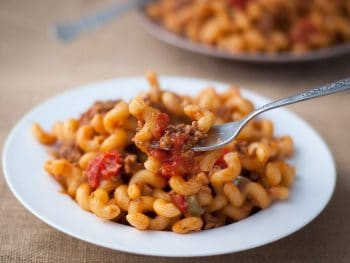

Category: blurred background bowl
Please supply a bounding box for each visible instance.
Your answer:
[137,2,350,63]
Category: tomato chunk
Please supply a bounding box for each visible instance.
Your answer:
[171,194,188,213]
[153,113,170,139]
[86,151,123,189]
[160,160,182,178]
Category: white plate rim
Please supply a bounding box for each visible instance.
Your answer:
[2,76,336,257]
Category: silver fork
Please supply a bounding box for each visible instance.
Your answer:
[53,0,143,43]
[191,78,350,152]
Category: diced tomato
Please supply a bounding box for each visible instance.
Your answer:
[100,152,123,178]
[153,113,170,139]
[86,158,101,189]
[290,18,317,43]
[171,194,188,213]
[160,161,180,178]
[215,148,231,168]
[227,0,251,10]
[86,151,123,189]
[149,148,169,161]
[160,151,194,178]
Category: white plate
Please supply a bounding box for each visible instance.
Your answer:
[2,76,336,257]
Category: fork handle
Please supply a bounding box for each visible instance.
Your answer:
[54,0,143,42]
[246,77,350,121]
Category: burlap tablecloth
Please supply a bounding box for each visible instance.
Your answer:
[1,1,350,262]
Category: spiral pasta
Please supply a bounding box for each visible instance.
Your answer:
[31,123,56,145]
[89,189,120,220]
[172,217,203,234]
[33,71,295,233]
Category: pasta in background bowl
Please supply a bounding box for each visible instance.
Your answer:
[138,0,350,62]
[146,0,350,54]
[2,75,336,256]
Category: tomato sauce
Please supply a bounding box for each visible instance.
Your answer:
[171,194,188,213]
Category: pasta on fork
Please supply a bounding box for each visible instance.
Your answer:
[32,71,295,234]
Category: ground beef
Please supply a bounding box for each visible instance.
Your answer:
[203,213,225,230]
[52,143,83,163]
[123,154,143,174]
[159,122,207,152]
[79,100,120,125]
